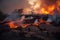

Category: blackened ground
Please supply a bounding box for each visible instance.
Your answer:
[0,23,60,40]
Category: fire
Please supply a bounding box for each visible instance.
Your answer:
[8,21,18,28]
[7,16,30,28]
[8,21,30,28]
[23,7,32,14]
[40,8,49,14]
[57,0,60,12]
[40,5,55,15]
[21,24,30,28]
[47,5,55,15]
[48,5,55,13]
[33,1,41,10]
[26,0,56,15]
[27,0,38,6]
[27,0,41,10]
[6,0,60,29]
[25,0,60,15]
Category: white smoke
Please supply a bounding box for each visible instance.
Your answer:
[2,9,21,22]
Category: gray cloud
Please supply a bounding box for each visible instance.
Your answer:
[0,0,29,13]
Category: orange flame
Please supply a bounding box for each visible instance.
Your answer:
[23,7,32,14]
[27,0,41,10]
[57,0,60,12]
[40,8,49,14]
[39,5,55,15]
[26,0,57,15]
[8,22,18,28]
[7,0,60,29]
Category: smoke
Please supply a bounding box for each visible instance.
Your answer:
[0,0,29,13]
[43,0,57,5]
[2,9,23,23]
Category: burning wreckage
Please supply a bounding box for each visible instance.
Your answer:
[1,0,60,29]
[2,9,60,28]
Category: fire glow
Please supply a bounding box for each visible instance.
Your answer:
[25,0,60,15]
[7,0,60,28]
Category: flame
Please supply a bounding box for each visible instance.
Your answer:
[39,5,55,15]
[27,0,38,6]
[7,0,60,29]
[7,16,30,28]
[33,1,41,10]
[48,5,55,12]
[8,21,18,28]
[57,0,60,12]
[8,21,30,28]
[40,8,49,14]
[26,0,56,15]
[23,7,32,14]
[21,24,30,28]
[27,0,41,10]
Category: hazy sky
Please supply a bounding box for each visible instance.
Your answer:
[0,0,29,13]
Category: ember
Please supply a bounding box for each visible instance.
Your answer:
[0,0,60,40]
[8,21,18,28]
[1,0,60,29]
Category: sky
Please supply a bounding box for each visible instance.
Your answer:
[0,0,29,13]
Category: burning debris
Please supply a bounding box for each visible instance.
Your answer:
[0,0,60,29]
[1,9,60,29]
[0,0,60,40]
